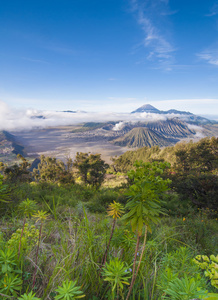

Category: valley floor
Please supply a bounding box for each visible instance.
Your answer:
[11,126,130,163]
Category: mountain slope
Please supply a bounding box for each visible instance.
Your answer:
[145,118,195,138]
[0,131,26,157]
[113,127,176,148]
[131,104,160,114]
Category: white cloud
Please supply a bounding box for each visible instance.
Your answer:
[187,124,205,138]
[197,50,218,66]
[0,100,184,132]
[205,2,218,16]
[130,0,175,68]
[1,98,217,132]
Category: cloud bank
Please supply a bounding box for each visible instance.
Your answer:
[0,100,190,132]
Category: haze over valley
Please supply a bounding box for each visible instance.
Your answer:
[1,104,218,164]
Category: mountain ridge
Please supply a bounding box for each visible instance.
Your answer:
[113,127,176,148]
[131,104,214,125]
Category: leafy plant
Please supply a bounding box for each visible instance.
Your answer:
[123,161,171,300]
[8,224,39,255]
[194,255,218,289]
[101,201,124,266]
[0,247,21,275]
[202,293,218,299]
[102,257,131,300]
[17,198,38,258]
[54,279,85,299]
[18,291,41,300]
[163,274,208,299]
[0,247,23,297]
[0,173,10,203]
[0,273,23,297]
[32,210,49,289]
[18,198,38,219]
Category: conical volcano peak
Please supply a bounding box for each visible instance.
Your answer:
[139,104,158,110]
[131,104,160,113]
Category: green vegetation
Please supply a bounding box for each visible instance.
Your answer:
[0,137,217,299]
[111,136,218,172]
[73,152,109,188]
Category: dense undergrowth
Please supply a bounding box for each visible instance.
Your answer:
[0,137,218,299]
[1,182,218,299]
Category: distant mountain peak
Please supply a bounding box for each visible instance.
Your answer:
[139,104,158,110]
[131,104,160,114]
[131,104,213,125]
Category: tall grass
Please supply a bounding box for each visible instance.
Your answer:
[0,182,217,299]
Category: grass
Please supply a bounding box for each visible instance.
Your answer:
[0,181,218,299]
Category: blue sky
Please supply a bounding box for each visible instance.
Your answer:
[0,0,218,115]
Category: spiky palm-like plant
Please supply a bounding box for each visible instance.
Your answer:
[102,257,131,300]
[18,198,38,258]
[124,161,171,300]
[102,201,124,266]
[55,279,85,300]
[32,210,49,289]
[18,291,41,300]
[163,275,208,300]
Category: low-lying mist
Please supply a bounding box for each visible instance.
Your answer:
[0,100,207,132]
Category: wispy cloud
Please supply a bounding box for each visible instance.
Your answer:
[22,57,49,64]
[198,2,218,65]
[205,1,218,16]
[160,10,178,16]
[129,0,175,69]
[44,44,77,55]
[197,48,218,66]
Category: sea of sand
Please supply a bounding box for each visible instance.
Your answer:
[11,126,130,163]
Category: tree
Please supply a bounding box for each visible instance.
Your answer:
[88,154,109,187]
[174,137,218,174]
[73,153,90,184]
[73,152,109,187]
[172,137,218,210]
[0,154,31,183]
[33,155,74,184]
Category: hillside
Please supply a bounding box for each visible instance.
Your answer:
[145,118,195,138]
[113,127,176,148]
[0,131,13,155]
[111,136,218,173]
[0,130,26,161]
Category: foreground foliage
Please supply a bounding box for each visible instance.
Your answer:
[0,137,217,299]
